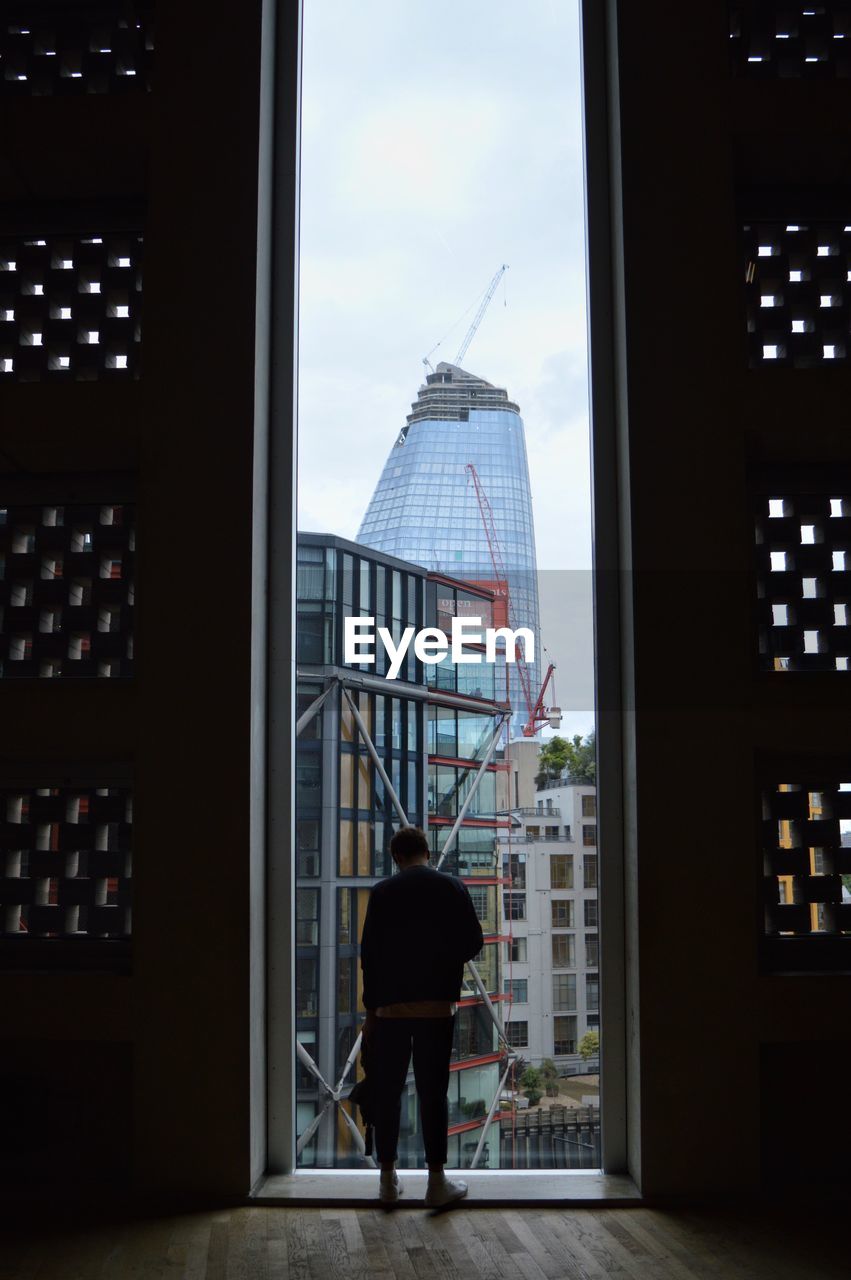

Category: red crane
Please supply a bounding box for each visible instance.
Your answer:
[464,462,560,736]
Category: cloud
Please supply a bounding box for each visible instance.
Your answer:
[339,90,507,219]
[297,0,593,588]
[524,348,589,436]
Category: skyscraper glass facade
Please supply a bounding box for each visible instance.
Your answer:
[357,362,541,738]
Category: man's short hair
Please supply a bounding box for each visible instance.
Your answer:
[390,826,429,861]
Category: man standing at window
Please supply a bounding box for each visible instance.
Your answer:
[360,825,484,1206]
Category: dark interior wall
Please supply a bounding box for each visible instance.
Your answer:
[5,0,847,1204]
[611,1,851,1195]
[0,0,277,1197]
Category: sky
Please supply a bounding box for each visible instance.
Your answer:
[297,0,593,736]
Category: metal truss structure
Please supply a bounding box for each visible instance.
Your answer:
[294,676,516,1168]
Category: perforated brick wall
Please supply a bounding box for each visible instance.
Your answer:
[763,778,851,941]
[755,489,851,671]
[1,3,153,96]
[0,783,132,938]
[0,502,135,677]
[731,2,851,77]
[745,221,851,366]
[0,230,143,381]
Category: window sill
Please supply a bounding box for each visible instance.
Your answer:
[252,1169,640,1206]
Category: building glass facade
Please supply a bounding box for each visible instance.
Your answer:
[356,362,541,738]
[295,533,507,1168]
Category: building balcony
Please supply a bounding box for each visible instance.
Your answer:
[512,806,561,817]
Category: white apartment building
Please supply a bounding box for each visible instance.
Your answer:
[499,743,599,1073]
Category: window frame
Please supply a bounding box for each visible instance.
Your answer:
[506,1020,529,1048]
[550,852,574,889]
[265,0,630,1182]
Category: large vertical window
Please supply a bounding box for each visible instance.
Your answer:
[552,934,576,969]
[285,0,603,1175]
[550,854,574,889]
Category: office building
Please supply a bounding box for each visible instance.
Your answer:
[295,533,509,1168]
[501,783,599,1068]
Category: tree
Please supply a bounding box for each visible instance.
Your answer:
[539,1057,560,1097]
[510,1054,528,1084]
[537,736,571,782]
[579,1030,600,1062]
[537,732,596,787]
[520,1065,543,1107]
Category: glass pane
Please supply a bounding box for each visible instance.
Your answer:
[293,0,597,1171]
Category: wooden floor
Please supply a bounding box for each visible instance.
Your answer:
[1,1202,849,1279]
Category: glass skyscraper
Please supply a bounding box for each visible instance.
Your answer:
[357,362,541,737]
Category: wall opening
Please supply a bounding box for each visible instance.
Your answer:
[268,0,625,1177]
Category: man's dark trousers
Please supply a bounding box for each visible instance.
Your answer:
[369,1016,455,1166]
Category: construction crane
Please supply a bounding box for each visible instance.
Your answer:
[454,264,508,367]
[422,264,508,376]
[524,662,560,737]
[465,462,561,737]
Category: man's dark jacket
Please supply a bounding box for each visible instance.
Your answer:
[360,864,484,1010]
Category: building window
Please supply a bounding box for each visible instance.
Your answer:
[550,853,573,890]
[504,978,528,1003]
[545,824,559,839]
[296,1034,318,1092]
[552,973,577,1012]
[552,934,575,969]
[296,757,322,810]
[296,957,319,1018]
[585,932,599,968]
[582,794,596,818]
[564,824,572,841]
[430,761,496,819]
[586,1014,600,1029]
[508,936,527,964]
[504,851,526,888]
[553,1015,577,1056]
[337,955,355,1015]
[296,888,320,946]
[506,1021,528,1048]
[586,974,600,1012]
[288,0,594,1172]
[428,705,496,761]
[583,854,598,889]
[469,885,488,917]
[584,898,598,928]
[551,899,574,929]
[297,819,320,877]
[526,824,540,839]
[582,823,597,846]
[504,892,526,921]
[338,887,369,945]
[467,883,498,935]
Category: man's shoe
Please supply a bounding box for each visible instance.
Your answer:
[424,1176,468,1208]
[379,1171,403,1204]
